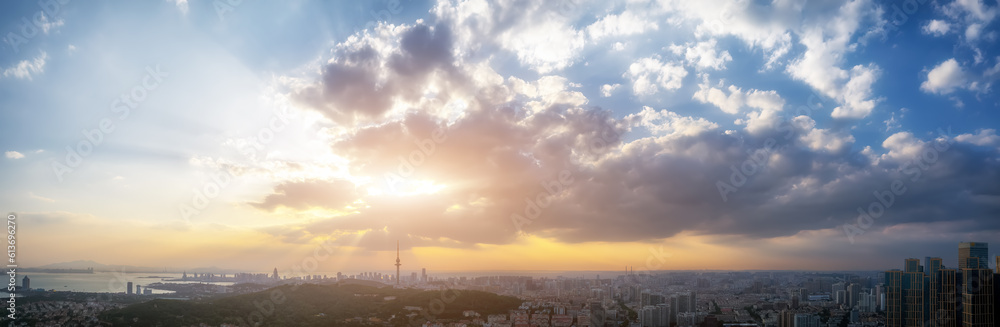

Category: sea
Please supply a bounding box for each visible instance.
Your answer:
[21,272,235,294]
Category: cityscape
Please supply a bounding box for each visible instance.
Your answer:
[6,241,1000,326]
[2,0,1000,326]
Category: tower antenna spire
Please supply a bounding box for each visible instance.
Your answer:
[395,240,401,286]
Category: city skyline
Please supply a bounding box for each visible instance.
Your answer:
[2,0,1000,273]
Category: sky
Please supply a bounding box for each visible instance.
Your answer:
[1,0,999,274]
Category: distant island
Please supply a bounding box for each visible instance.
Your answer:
[21,267,94,274]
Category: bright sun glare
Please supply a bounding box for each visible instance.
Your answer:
[367,178,447,197]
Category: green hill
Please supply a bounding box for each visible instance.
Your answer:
[99,283,522,326]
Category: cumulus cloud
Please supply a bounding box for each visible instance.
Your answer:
[955,129,1000,147]
[692,77,785,135]
[922,19,951,36]
[600,83,620,97]
[670,39,733,70]
[625,57,687,96]
[586,10,658,41]
[5,151,24,159]
[240,0,1000,255]
[921,58,969,94]
[433,0,585,74]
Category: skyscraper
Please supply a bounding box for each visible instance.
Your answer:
[848,283,862,308]
[937,269,958,327]
[395,240,401,286]
[272,267,279,280]
[21,276,29,291]
[886,259,930,327]
[422,268,426,283]
[959,242,989,269]
[962,268,994,326]
[127,281,133,295]
[927,257,943,324]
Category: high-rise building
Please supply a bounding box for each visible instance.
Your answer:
[127,281,133,295]
[589,301,604,327]
[21,276,29,291]
[793,313,821,327]
[959,242,989,269]
[779,309,794,327]
[937,269,958,327]
[962,268,994,326]
[886,260,930,327]
[640,304,668,327]
[421,268,426,283]
[272,267,279,280]
[928,257,944,322]
[848,283,862,308]
[906,258,921,273]
[135,284,141,295]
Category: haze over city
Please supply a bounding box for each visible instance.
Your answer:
[2,0,1000,275]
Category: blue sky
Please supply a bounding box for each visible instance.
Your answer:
[1,0,999,272]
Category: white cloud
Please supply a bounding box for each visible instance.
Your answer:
[922,20,951,36]
[625,57,687,96]
[794,116,856,153]
[830,64,881,119]
[780,0,883,119]
[586,10,658,40]
[67,44,77,55]
[965,23,983,41]
[881,132,927,162]
[692,77,785,135]
[627,106,718,137]
[434,0,585,74]
[883,111,902,132]
[665,0,794,70]
[2,52,47,80]
[955,129,1000,146]
[671,39,733,70]
[692,81,783,115]
[946,0,998,22]
[172,0,189,15]
[921,58,969,95]
[600,83,621,97]
[36,12,63,34]
[4,151,24,159]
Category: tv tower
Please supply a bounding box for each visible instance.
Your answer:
[395,240,401,286]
